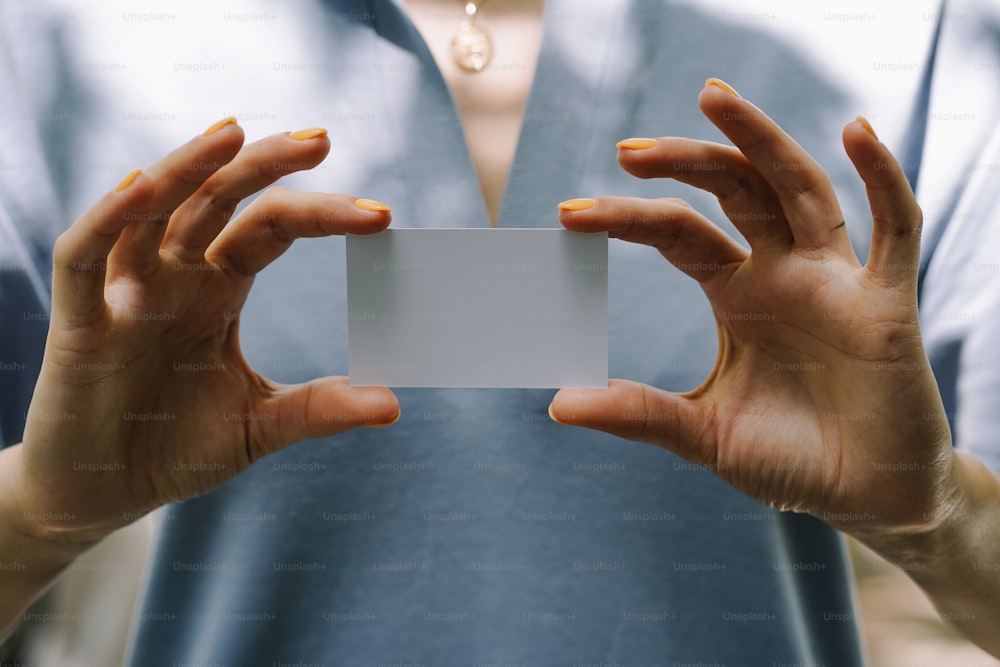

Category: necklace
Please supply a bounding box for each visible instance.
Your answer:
[451,0,493,73]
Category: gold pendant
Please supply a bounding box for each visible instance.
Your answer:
[451,3,493,72]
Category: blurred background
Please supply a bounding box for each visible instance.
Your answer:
[3,1,1000,665]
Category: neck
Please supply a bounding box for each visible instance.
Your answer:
[401,0,547,227]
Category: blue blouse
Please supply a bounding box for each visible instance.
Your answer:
[1,1,966,664]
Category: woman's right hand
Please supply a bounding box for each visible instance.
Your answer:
[10,119,399,544]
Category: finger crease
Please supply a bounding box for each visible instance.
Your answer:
[206,194,241,221]
[261,216,296,245]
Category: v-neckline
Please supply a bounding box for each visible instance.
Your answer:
[369,0,624,228]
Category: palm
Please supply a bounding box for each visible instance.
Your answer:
[700,255,942,524]
[18,123,397,539]
[56,264,257,496]
[554,84,954,535]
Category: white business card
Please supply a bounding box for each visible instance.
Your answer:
[346,229,608,388]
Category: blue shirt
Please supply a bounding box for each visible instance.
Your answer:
[916,0,1000,476]
[0,1,954,665]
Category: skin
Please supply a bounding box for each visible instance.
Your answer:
[402,0,546,227]
[0,120,398,640]
[1,83,999,657]
[551,82,1000,657]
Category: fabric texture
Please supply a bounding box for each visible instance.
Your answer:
[0,1,972,665]
[917,0,1000,476]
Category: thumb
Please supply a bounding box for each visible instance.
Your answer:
[549,379,712,462]
[258,377,400,454]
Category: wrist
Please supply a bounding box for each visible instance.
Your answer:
[853,451,993,578]
[0,444,100,644]
[0,445,102,568]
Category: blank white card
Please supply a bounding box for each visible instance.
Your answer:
[346,229,608,388]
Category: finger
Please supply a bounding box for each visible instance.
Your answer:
[162,128,332,262]
[549,379,712,463]
[108,119,245,275]
[616,137,793,251]
[558,196,746,287]
[842,118,923,287]
[698,79,853,256]
[205,191,392,278]
[51,169,155,324]
[254,377,400,459]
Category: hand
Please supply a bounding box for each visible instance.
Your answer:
[14,120,399,543]
[551,80,958,537]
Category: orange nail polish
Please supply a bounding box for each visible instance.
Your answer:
[705,77,742,99]
[354,198,392,212]
[115,168,142,192]
[289,127,328,141]
[617,138,658,151]
[202,117,237,136]
[369,410,401,428]
[558,198,596,211]
[856,116,879,141]
[547,403,566,425]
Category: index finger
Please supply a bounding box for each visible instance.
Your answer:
[206,191,392,279]
[557,195,746,287]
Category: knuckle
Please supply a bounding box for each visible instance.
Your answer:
[662,197,694,211]
[261,215,296,245]
[249,187,284,212]
[213,252,257,280]
[911,202,924,232]
[255,159,286,181]
[52,233,75,267]
[265,184,293,198]
[202,188,241,221]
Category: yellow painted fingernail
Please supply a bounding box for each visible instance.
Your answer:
[558,198,596,212]
[115,168,142,192]
[617,138,658,150]
[369,409,401,428]
[705,77,742,98]
[202,117,237,136]
[289,127,328,141]
[354,198,392,213]
[547,403,566,425]
[856,115,879,141]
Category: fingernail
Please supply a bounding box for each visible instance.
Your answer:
[202,117,237,136]
[354,198,392,213]
[115,168,142,192]
[617,138,658,151]
[369,409,401,428]
[558,198,596,212]
[705,77,742,99]
[547,403,566,425]
[289,127,328,141]
[856,115,879,141]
